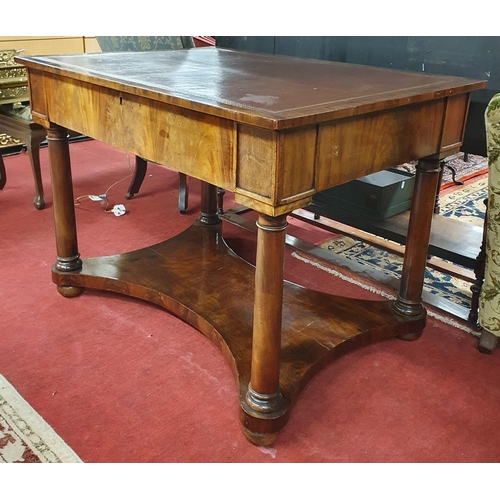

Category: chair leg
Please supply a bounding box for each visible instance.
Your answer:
[126,156,147,199]
[446,164,464,186]
[217,187,225,214]
[178,173,188,214]
[126,158,190,215]
[469,199,488,325]
[27,137,45,210]
[0,154,6,190]
[478,329,498,354]
[433,160,445,214]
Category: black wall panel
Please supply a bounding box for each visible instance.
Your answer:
[216,36,275,54]
[274,36,348,62]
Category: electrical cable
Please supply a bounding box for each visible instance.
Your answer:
[74,152,133,214]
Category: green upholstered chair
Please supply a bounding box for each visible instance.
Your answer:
[478,93,500,352]
[96,36,195,213]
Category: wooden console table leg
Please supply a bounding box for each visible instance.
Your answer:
[47,125,83,298]
[394,157,441,336]
[27,134,46,210]
[178,173,189,214]
[242,213,288,445]
[199,181,219,225]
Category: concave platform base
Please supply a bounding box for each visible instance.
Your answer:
[52,220,426,444]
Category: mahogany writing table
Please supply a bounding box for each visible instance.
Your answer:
[17,48,486,445]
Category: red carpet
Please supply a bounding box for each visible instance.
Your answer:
[1,140,500,466]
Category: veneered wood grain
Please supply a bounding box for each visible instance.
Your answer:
[17,48,487,130]
[22,48,485,444]
[440,93,470,152]
[250,215,287,399]
[236,124,276,199]
[43,73,235,190]
[51,222,426,439]
[236,124,316,206]
[277,126,316,203]
[396,158,443,317]
[27,69,49,128]
[315,100,446,191]
[21,49,487,216]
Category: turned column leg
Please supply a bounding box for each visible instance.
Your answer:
[178,173,189,214]
[242,213,288,445]
[198,181,220,225]
[217,187,225,214]
[47,124,83,298]
[394,157,441,336]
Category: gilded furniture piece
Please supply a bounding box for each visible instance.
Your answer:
[0,49,46,209]
[17,49,485,445]
[478,94,500,353]
[96,36,195,213]
[0,49,28,104]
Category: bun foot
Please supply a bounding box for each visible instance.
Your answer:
[57,285,84,298]
[478,329,498,354]
[396,330,424,341]
[392,301,426,341]
[241,427,279,447]
[33,194,46,210]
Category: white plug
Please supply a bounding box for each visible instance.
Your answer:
[111,204,126,216]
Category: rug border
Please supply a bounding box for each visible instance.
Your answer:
[0,374,82,463]
[313,175,487,313]
[440,167,489,191]
[290,250,480,337]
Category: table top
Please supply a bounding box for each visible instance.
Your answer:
[17,48,486,130]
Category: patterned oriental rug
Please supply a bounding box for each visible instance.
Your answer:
[318,175,488,311]
[397,153,489,190]
[0,375,81,463]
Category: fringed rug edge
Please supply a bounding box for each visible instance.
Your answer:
[0,374,82,463]
[291,250,480,337]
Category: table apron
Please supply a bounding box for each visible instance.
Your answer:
[28,71,470,217]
